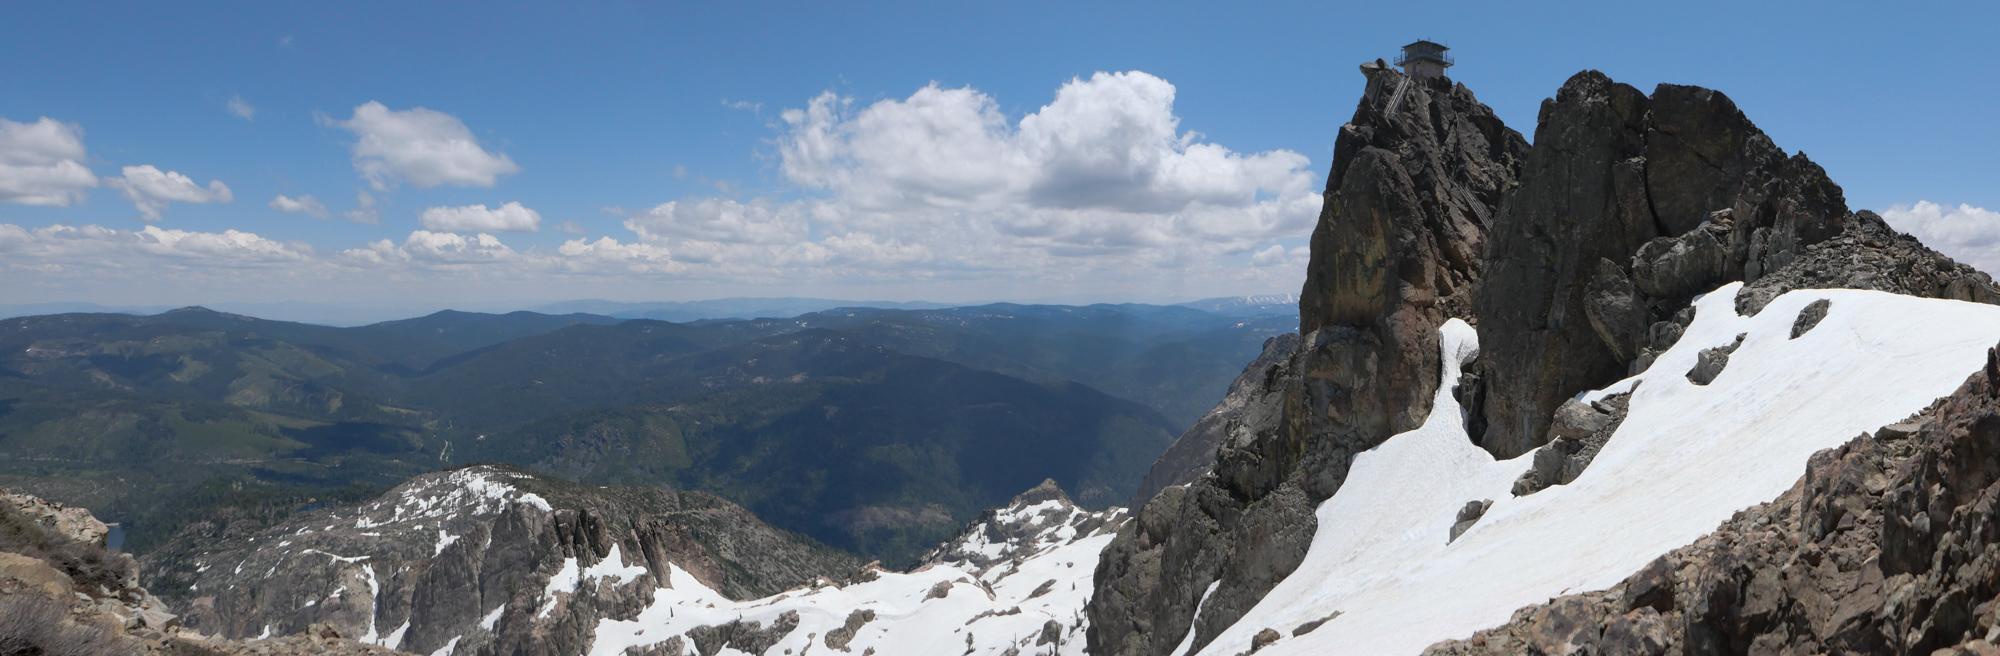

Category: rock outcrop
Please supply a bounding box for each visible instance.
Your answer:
[144,465,856,655]
[1088,64,1527,656]
[4,492,112,547]
[0,489,395,655]
[1470,71,2000,458]
[1425,345,2000,655]
[1127,333,1299,507]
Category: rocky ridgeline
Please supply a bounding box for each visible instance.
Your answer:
[1427,346,2000,654]
[1092,65,1999,656]
[927,479,1131,577]
[141,465,856,655]
[580,479,1128,655]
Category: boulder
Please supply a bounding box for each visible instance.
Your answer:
[1792,299,1831,338]
[1448,500,1493,543]
[1686,333,1745,385]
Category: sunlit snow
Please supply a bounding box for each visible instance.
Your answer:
[1198,285,2000,655]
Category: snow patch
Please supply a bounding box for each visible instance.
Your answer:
[1198,287,2000,655]
[429,636,461,656]
[480,605,506,631]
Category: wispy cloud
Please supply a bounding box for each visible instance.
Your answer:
[226,95,256,121]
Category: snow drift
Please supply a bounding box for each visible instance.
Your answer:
[1191,285,2000,655]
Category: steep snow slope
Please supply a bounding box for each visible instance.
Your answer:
[1194,285,2000,655]
[592,485,1125,655]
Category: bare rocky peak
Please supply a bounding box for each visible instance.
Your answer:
[927,479,1130,577]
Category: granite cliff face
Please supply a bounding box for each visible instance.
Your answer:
[1088,64,1527,656]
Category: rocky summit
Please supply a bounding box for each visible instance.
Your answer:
[1090,63,2000,656]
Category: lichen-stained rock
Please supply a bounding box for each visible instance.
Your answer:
[1425,345,2000,655]
[1089,64,1526,656]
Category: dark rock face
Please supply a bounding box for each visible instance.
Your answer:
[1471,71,1998,458]
[1088,65,1527,656]
[1471,71,1657,458]
[1128,333,1300,507]
[1425,345,2000,655]
[144,466,856,656]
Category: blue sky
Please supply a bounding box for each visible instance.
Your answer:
[3,1,1997,313]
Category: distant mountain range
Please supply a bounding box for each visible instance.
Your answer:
[0,294,1299,326]
[0,300,1290,562]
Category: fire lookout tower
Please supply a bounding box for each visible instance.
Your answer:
[1397,40,1454,79]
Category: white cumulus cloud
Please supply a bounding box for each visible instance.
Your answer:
[764,72,1319,274]
[558,236,682,273]
[342,230,515,266]
[110,165,233,221]
[1882,201,2000,276]
[0,116,100,207]
[269,194,328,218]
[419,201,542,233]
[335,101,519,190]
